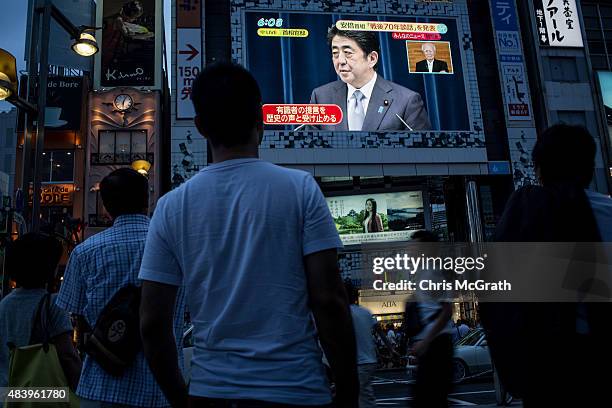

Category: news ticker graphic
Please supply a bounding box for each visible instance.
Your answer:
[0,388,69,403]
[336,20,448,34]
[353,242,612,302]
[262,104,343,125]
[257,28,309,37]
[392,32,442,41]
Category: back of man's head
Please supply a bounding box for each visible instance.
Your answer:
[7,233,63,289]
[532,124,596,188]
[191,62,262,148]
[100,168,149,218]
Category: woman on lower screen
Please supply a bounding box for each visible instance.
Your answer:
[363,198,383,233]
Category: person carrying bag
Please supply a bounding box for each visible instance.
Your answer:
[5,293,80,408]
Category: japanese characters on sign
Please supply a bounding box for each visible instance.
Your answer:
[501,62,532,120]
[176,0,202,120]
[392,32,442,41]
[533,0,583,47]
[262,105,343,125]
[491,0,519,31]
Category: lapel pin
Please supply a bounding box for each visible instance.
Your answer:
[384,100,389,106]
[378,106,384,114]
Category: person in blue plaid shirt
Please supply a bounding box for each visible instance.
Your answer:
[56,168,185,408]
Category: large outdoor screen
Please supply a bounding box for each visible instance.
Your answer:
[243,12,470,132]
[326,191,425,246]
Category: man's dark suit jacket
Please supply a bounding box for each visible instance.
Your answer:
[415,59,449,73]
[309,75,431,131]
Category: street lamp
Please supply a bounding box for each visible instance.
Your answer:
[72,31,99,57]
[0,49,18,102]
[8,0,98,233]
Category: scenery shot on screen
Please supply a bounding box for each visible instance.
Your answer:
[244,12,470,132]
[326,191,425,246]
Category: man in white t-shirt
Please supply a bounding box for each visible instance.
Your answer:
[138,63,358,408]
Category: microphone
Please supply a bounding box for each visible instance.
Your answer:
[395,114,414,131]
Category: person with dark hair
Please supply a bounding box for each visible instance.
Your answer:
[0,233,81,390]
[56,168,186,408]
[139,62,358,408]
[480,124,612,407]
[363,198,383,233]
[310,25,431,131]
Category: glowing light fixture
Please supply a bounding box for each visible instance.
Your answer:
[0,49,17,101]
[71,32,98,57]
[131,160,152,176]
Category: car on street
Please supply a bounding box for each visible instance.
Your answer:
[452,328,492,382]
[405,328,492,383]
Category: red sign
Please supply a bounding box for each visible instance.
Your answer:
[392,32,442,41]
[262,104,343,125]
[509,104,530,117]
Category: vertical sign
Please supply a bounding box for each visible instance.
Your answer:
[176,0,203,120]
[534,0,583,48]
[96,0,162,88]
[490,0,533,122]
[489,0,537,187]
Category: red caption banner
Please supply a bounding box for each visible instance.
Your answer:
[392,32,442,41]
[262,104,343,125]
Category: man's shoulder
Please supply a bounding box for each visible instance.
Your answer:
[312,80,345,96]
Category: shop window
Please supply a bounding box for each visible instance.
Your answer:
[41,150,74,182]
[95,130,149,164]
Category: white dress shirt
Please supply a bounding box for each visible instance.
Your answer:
[346,72,378,124]
[427,59,434,73]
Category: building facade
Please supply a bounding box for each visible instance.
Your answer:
[169,0,611,324]
[0,109,17,197]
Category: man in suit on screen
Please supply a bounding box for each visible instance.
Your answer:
[310,26,431,131]
[415,42,449,73]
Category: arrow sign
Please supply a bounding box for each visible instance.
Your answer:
[179,44,199,61]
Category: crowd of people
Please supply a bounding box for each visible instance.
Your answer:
[0,61,611,408]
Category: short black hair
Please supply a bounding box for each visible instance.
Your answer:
[191,62,262,148]
[100,168,149,218]
[6,233,63,289]
[327,25,380,70]
[532,124,596,188]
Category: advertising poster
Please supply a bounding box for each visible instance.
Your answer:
[326,191,424,246]
[99,0,160,87]
[533,0,583,48]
